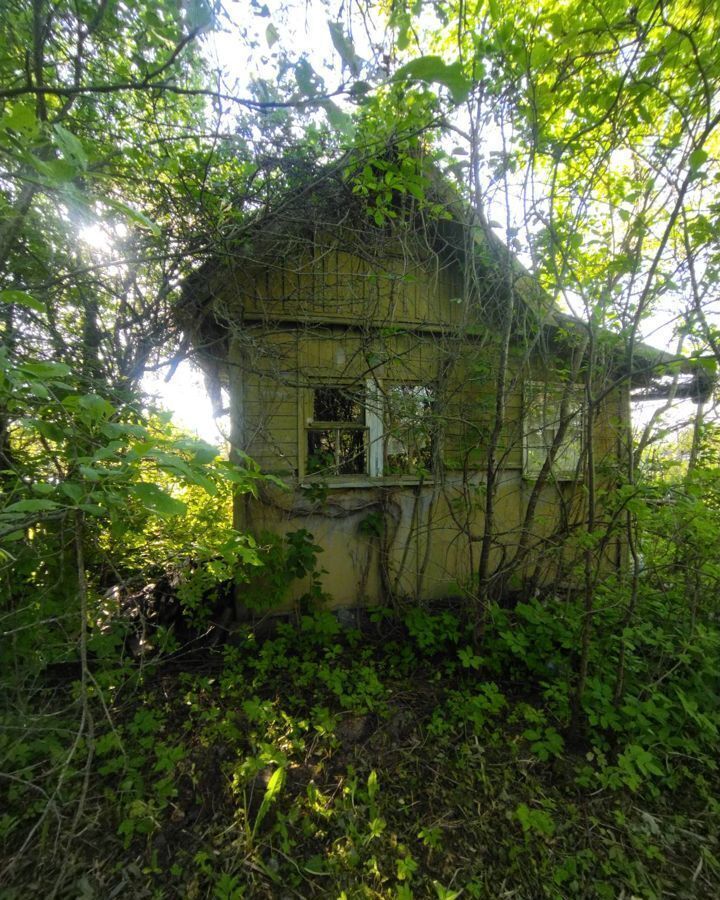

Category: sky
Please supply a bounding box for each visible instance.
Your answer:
[143,0,370,448]
[143,364,230,446]
[81,0,705,448]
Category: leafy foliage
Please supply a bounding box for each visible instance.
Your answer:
[4,573,720,895]
[2,0,720,895]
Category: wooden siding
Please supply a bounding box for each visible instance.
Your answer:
[229,326,592,480]
[217,239,630,606]
[223,242,467,329]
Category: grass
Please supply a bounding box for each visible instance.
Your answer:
[2,607,719,898]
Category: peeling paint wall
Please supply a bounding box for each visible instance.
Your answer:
[215,241,629,608]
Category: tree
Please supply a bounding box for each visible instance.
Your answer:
[381,0,719,724]
[2,0,720,888]
[0,1,403,883]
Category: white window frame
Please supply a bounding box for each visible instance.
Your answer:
[366,379,384,477]
[523,381,584,481]
[304,383,370,478]
[301,379,435,482]
[380,381,437,477]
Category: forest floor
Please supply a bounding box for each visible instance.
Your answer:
[3,606,720,898]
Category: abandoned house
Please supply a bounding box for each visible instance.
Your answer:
[182,151,710,608]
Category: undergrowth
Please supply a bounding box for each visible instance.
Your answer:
[2,595,719,898]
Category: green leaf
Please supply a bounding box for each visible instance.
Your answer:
[32,420,66,443]
[294,58,318,97]
[349,80,371,99]
[28,154,77,184]
[130,483,187,517]
[78,465,103,481]
[78,393,115,421]
[252,766,286,836]
[322,100,353,135]
[101,422,148,439]
[31,482,55,495]
[0,290,45,313]
[328,21,361,76]
[145,449,216,493]
[390,8,412,50]
[0,103,37,134]
[61,482,84,504]
[2,498,61,514]
[20,360,72,379]
[172,438,218,464]
[393,56,472,103]
[367,769,379,801]
[515,802,555,836]
[104,198,161,236]
[265,23,279,47]
[28,380,49,399]
[53,124,87,169]
[184,0,213,31]
[217,466,261,488]
[433,883,461,900]
[689,147,709,172]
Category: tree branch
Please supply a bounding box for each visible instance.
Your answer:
[0,80,349,112]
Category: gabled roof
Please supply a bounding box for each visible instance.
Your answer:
[180,150,713,404]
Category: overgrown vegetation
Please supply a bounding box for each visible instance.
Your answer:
[4,511,720,895]
[2,0,720,895]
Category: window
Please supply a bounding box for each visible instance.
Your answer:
[303,382,436,480]
[524,382,583,480]
[306,386,368,476]
[383,384,436,475]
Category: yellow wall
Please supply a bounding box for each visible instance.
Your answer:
[216,243,629,608]
[229,241,466,329]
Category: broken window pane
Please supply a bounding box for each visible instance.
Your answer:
[307,430,336,475]
[384,384,435,475]
[307,386,368,476]
[337,429,366,474]
[524,383,583,479]
[313,387,365,423]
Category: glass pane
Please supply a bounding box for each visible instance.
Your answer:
[555,438,580,476]
[338,429,366,474]
[555,412,582,476]
[307,428,367,475]
[307,430,336,475]
[526,444,547,475]
[524,383,583,479]
[313,386,365,423]
[385,384,434,474]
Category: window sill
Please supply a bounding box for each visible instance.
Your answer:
[299,476,435,490]
[522,472,582,483]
